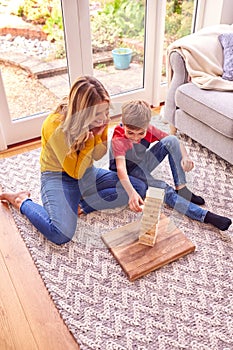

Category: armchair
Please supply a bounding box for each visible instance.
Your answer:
[163,24,233,165]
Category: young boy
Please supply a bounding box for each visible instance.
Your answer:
[109,100,232,231]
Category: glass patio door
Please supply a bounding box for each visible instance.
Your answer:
[0,0,69,148]
[0,0,202,148]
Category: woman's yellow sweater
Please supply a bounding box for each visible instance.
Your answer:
[40,113,108,179]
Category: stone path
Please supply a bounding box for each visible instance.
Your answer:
[0,50,69,99]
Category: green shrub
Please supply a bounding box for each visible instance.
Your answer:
[18,0,51,24]
[17,0,65,58]
[91,0,145,51]
[42,1,64,43]
[165,0,194,45]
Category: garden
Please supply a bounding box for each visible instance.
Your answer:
[10,0,195,70]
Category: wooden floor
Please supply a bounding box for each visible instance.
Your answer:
[0,139,80,350]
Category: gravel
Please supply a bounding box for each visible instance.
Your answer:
[0,33,57,59]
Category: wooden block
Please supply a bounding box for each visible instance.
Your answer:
[139,187,165,246]
[102,214,195,282]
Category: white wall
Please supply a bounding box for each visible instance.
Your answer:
[220,0,233,24]
[201,0,233,28]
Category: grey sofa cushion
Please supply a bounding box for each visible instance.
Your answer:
[218,33,233,81]
[175,83,233,138]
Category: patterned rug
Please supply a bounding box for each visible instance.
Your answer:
[0,134,233,350]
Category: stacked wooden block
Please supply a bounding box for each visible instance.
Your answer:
[139,187,165,247]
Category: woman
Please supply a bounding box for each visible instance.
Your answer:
[0,76,146,245]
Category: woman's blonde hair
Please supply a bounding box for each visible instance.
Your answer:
[121,100,151,130]
[55,75,110,151]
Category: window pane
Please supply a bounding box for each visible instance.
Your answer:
[89,0,146,96]
[162,0,196,82]
[0,0,69,120]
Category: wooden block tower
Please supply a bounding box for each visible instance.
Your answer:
[139,187,165,247]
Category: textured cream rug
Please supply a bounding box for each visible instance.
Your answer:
[0,134,233,350]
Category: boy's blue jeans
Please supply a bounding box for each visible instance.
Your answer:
[127,135,207,223]
[20,168,147,245]
[140,135,186,187]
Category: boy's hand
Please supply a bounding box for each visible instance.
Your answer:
[128,190,144,212]
[181,156,194,172]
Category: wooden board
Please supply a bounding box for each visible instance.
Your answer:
[102,214,195,281]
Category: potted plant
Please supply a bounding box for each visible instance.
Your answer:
[112,47,132,70]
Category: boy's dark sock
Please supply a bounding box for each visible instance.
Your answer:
[176,186,205,205]
[204,211,232,231]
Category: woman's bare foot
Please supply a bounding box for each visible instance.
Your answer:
[0,191,30,210]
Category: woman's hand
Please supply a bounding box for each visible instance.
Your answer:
[87,130,94,140]
[128,190,144,212]
[90,124,107,136]
[181,155,194,172]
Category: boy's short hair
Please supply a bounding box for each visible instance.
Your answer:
[121,100,151,130]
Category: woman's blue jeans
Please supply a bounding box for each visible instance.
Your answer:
[20,168,147,245]
[127,135,207,223]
